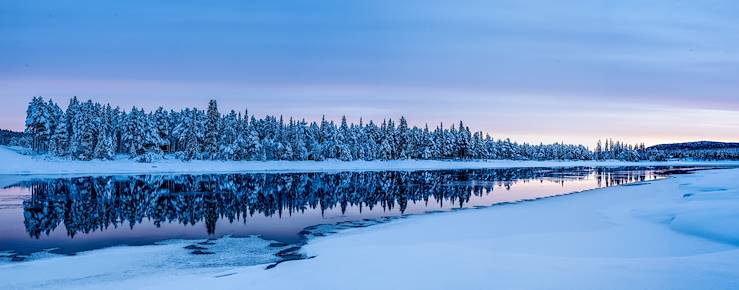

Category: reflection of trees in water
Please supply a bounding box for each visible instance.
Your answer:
[20,167,653,238]
[594,167,649,188]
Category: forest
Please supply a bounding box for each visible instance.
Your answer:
[21,97,739,162]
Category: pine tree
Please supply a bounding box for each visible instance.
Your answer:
[25,97,51,153]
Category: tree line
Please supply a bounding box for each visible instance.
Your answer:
[0,129,25,146]
[22,96,734,162]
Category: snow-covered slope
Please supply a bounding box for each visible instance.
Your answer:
[2,146,738,176]
[2,168,738,290]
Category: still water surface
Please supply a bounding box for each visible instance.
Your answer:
[0,166,696,257]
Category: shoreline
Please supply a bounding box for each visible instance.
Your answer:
[3,146,739,176]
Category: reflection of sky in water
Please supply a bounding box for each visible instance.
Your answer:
[0,167,673,255]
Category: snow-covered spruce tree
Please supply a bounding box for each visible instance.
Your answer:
[94,120,115,160]
[352,119,366,160]
[337,116,352,161]
[239,115,262,161]
[218,110,239,160]
[233,126,248,161]
[396,116,410,159]
[68,101,98,160]
[182,109,202,161]
[121,107,145,158]
[444,124,458,159]
[433,124,445,159]
[379,137,393,160]
[409,127,424,159]
[456,121,471,159]
[305,121,323,161]
[594,140,603,160]
[49,113,68,156]
[379,119,395,160]
[419,125,435,159]
[93,110,115,160]
[231,110,249,160]
[245,128,265,160]
[203,100,220,159]
[361,120,379,161]
[153,107,171,153]
[470,131,487,159]
[272,116,293,160]
[166,109,180,152]
[47,99,69,156]
[483,134,496,159]
[136,111,164,162]
[291,119,309,160]
[171,108,191,154]
[110,106,124,154]
[65,97,81,155]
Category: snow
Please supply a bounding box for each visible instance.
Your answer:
[1,168,739,289]
[0,236,280,289]
[1,145,738,176]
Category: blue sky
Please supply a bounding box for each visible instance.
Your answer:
[2,0,739,145]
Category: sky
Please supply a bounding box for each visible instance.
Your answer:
[2,0,739,146]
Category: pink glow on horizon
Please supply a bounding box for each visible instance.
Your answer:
[2,78,738,147]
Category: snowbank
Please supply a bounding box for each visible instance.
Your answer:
[2,146,737,176]
[0,236,280,289]
[2,168,739,289]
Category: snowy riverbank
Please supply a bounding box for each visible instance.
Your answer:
[2,146,738,176]
[2,168,738,289]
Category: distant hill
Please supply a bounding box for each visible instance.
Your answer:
[648,141,739,151]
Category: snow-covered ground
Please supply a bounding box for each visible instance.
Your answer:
[2,146,738,176]
[2,168,738,290]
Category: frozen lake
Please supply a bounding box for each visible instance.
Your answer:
[0,166,707,260]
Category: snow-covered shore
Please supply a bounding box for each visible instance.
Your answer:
[2,168,738,290]
[2,146,738,176]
